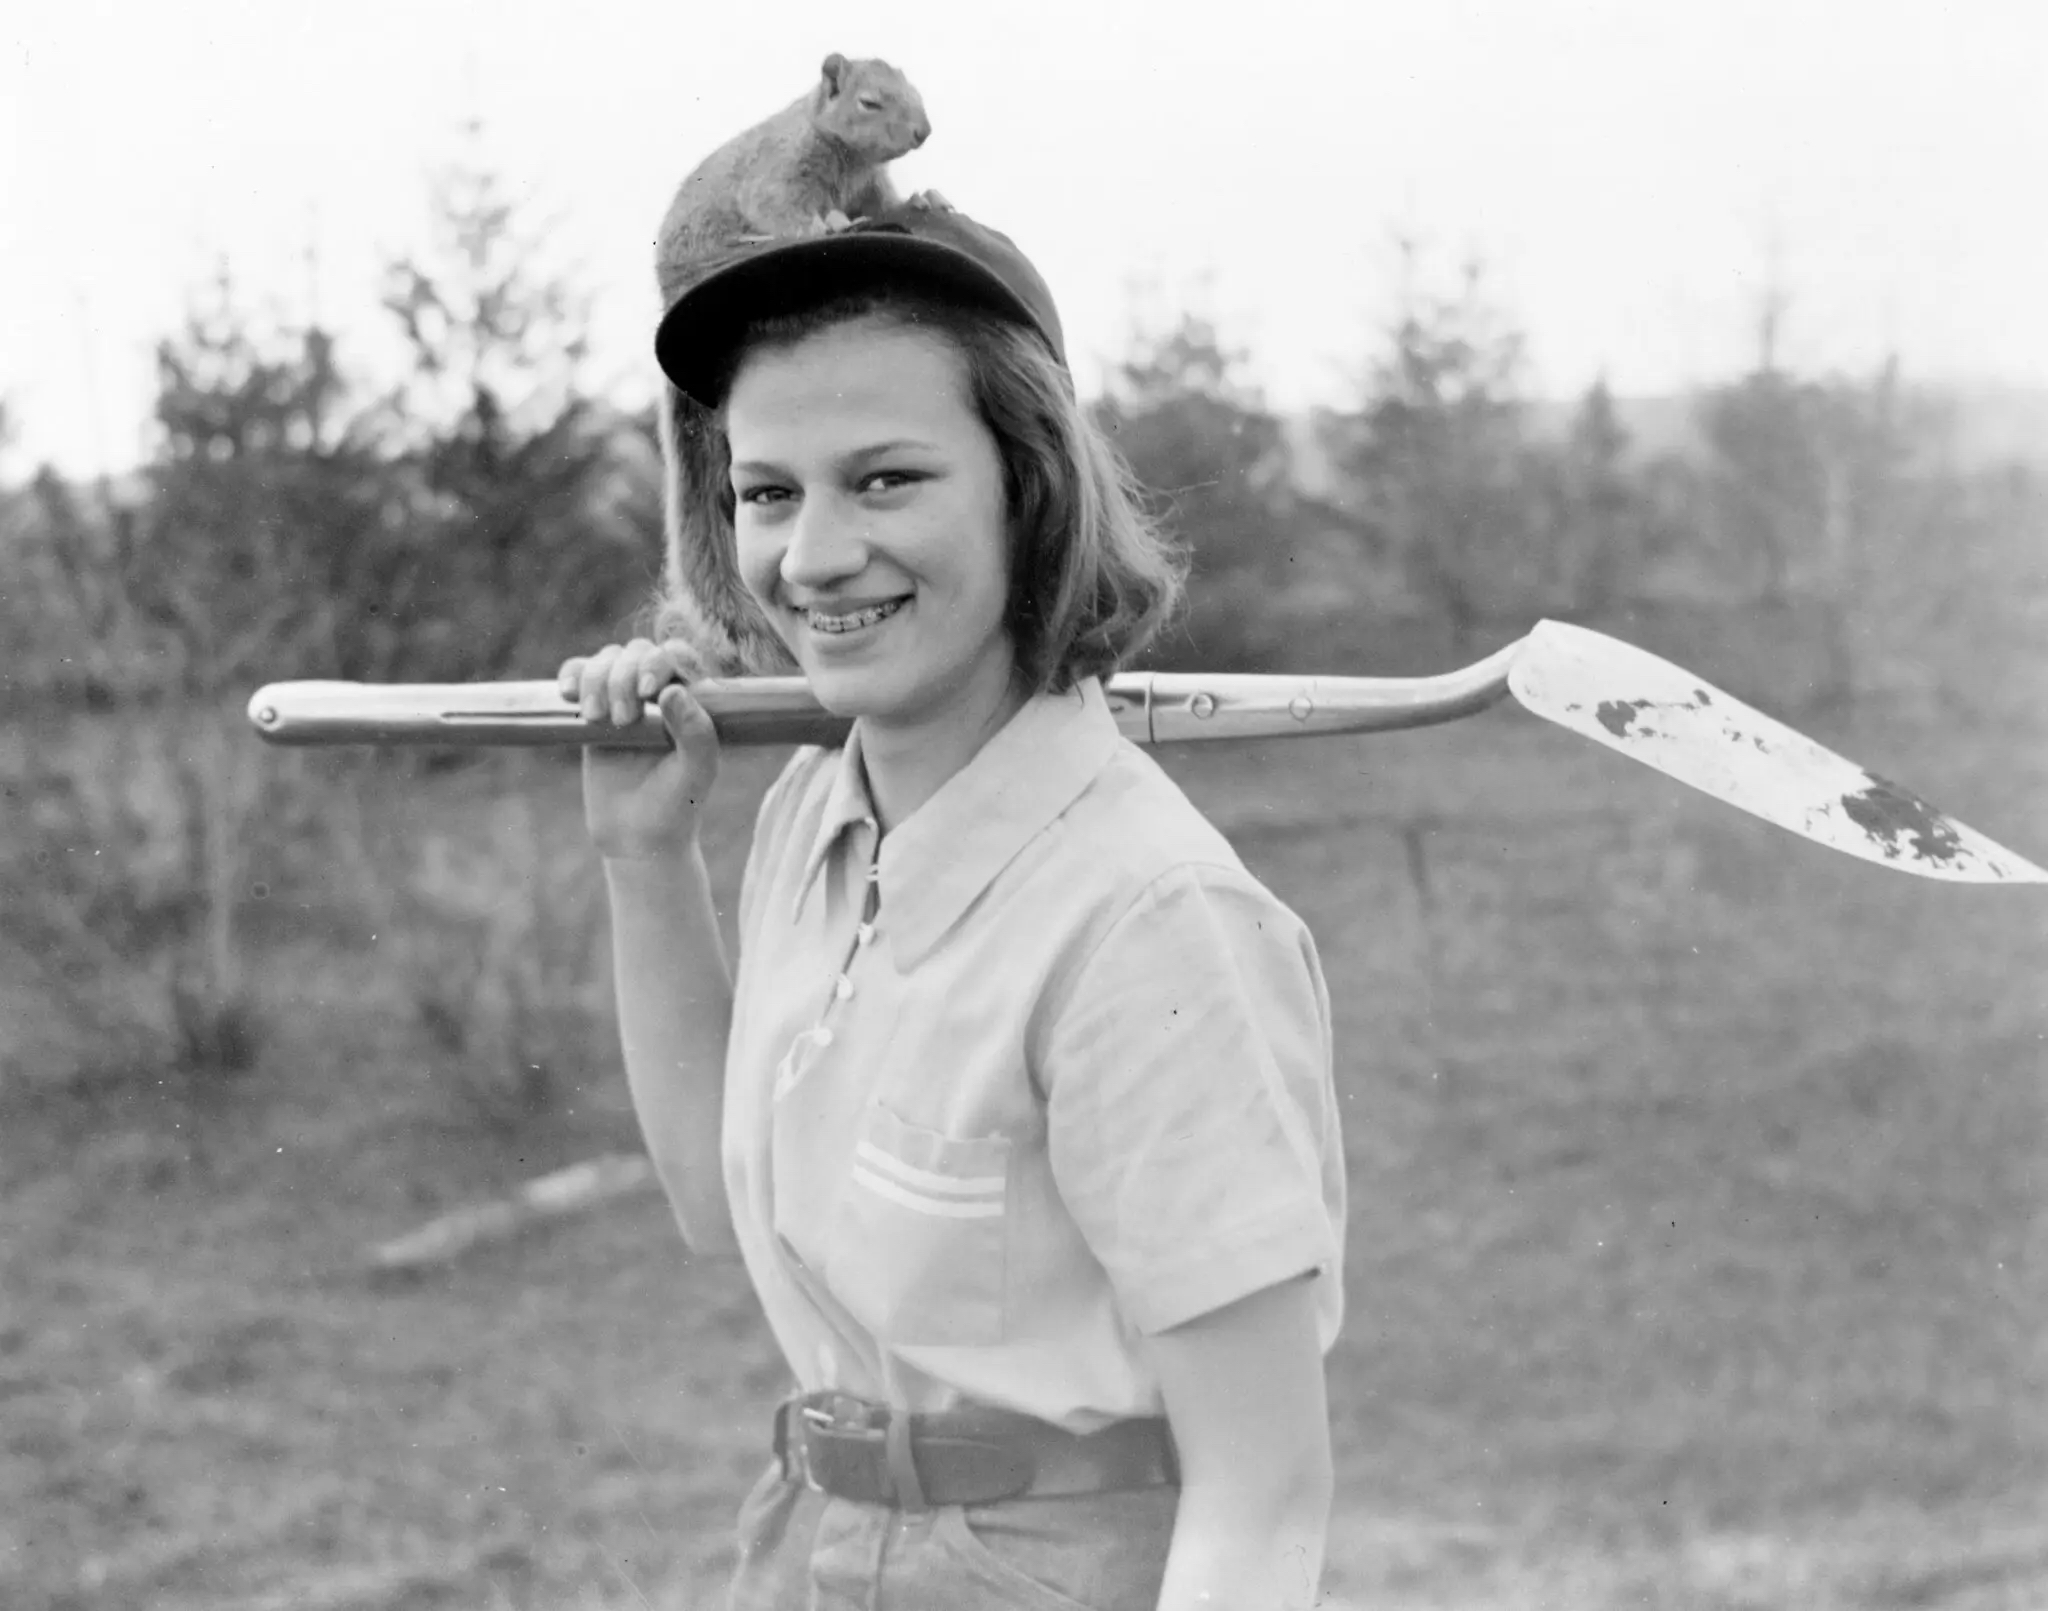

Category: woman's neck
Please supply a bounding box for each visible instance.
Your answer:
[856,668,1032,834]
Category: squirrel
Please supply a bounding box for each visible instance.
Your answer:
[649,54,934,677]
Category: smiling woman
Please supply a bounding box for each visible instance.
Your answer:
[723,313,1021,814]
[557,204,1345,1611]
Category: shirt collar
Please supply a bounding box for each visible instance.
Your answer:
[792,677,1122,965]
[794,734,882,918]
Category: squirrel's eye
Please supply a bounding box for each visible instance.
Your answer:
[858,96,883,111]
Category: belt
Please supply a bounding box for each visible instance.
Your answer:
[773,1390,1180,1510]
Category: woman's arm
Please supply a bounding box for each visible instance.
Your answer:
[605,847,740,1258]
[567,640,742,1258]
[1145,1272,1335,1611]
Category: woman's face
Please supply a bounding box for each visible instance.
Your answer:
[725,315,1017,738]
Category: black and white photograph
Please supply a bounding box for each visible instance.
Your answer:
[4,3,2044,1607]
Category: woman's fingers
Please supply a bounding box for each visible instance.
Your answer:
[573,641,721,858]
[564,639,706,729]
[577,644,621,721]
[606,639,657,725]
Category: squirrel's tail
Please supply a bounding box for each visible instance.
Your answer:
[651,384,798,678]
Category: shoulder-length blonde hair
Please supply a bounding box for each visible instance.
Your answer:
[653,289,1187,694]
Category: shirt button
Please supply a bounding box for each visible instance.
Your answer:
[814,1027,834,1048]
[856,924,876,947]
[834,975,854,1001]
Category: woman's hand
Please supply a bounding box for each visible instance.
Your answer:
[559,638,721,862]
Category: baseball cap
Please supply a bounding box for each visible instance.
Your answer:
[653,203,1068,407]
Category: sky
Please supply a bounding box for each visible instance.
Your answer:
[4,0,2047,478]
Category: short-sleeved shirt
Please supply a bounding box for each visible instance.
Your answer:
[721,675,1345,1435]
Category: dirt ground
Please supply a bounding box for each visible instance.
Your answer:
[5,685,2046,1610]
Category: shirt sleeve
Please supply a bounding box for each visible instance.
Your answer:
[1038,862,1344,1336]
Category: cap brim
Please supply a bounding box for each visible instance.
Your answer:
[655,227,1055,407]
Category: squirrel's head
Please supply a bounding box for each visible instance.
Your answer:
[814,53,931,161]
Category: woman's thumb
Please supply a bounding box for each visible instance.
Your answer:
[657,683,719,767]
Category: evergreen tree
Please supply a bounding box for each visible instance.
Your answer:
[1095,311,1289,577]
[142,275,397,690]
[1322,242,1537,647]
[1092,310,1305,666]
[375,124,654,681]
[1551,375,1642,615]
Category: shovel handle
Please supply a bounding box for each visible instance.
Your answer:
[247,643,1525,751]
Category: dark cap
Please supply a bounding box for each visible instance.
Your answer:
[654,203,1067,407]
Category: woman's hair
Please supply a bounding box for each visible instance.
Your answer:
[653,286,1187,695]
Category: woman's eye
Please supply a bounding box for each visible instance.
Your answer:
[861,470,922,494]
[736,486,791,507]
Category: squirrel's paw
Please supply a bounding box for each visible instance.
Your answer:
[906,189,954,213]
[821,208,857,233]
[658,637,721,682]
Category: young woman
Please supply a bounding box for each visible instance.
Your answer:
[561,205,1346,1611]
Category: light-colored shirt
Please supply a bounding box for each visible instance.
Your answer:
[720,675,1345,1435]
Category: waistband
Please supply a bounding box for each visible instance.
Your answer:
[773,1390,1180,1510]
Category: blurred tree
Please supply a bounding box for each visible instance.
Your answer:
[1697,365,1826,606]
[1321,240,1540,650]
[1546,376,1645,616]
[375,123,657,680]
[1092,310,1320,667]
[3,272,397,1092]
[354,128,661,1125]
[143,276,400,690]
[1695,356,1931,703]
[6,126,661,1086]
[1093,311,1288,576]
[3,140,657,1121]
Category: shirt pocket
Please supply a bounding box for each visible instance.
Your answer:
[825,1101,1011,1348]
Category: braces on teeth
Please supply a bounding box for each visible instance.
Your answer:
[809,600,906,633]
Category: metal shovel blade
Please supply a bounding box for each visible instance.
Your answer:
[1507,620,2047,884]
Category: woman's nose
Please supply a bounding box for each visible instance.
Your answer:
[780,498,867,589]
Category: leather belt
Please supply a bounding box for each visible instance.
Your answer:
[773,1390,1180,1510]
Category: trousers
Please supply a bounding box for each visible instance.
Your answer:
[725,1457,1180,1611]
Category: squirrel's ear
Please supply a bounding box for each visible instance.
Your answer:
[821,53,847,93]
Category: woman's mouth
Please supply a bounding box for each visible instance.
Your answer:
[805,597,909,635]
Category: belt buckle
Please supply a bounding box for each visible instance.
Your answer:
[800,1392,881,1432]
[791,1393,881,1494]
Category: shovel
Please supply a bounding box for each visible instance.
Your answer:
[248,620,2045,884]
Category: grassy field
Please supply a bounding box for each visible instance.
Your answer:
[5,644,2046,1609]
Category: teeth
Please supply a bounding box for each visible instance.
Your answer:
[807,598,906,634]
